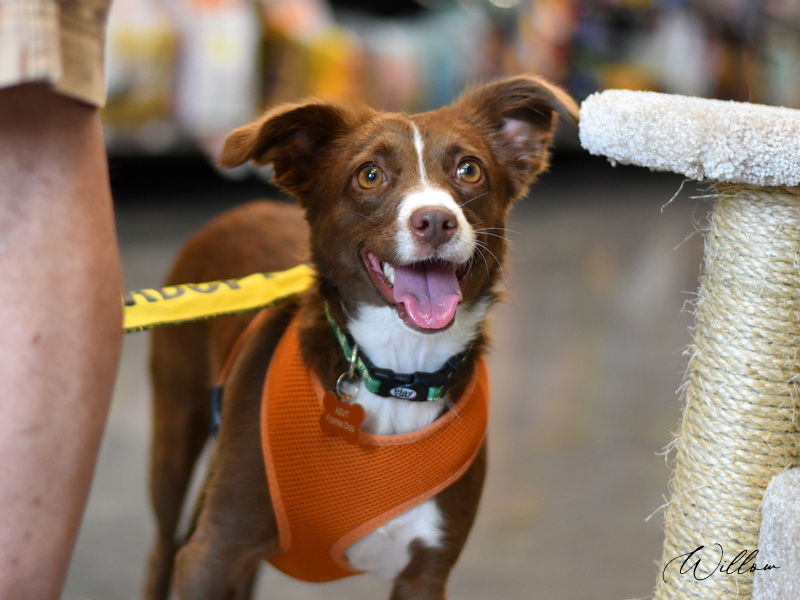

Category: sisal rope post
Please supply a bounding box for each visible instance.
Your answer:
[579,91,800,600]
[658,183,800,597]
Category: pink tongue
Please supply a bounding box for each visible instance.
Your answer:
[392,262,462,329]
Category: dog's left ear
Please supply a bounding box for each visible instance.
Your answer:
[455,76,579,197]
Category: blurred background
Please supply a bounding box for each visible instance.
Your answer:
[99,0,800,157]
[64,1,799,598]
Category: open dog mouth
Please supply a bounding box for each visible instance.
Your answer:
[361,250,466,332]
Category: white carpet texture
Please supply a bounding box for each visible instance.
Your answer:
[753,467,800,600]
[579,90,800,186]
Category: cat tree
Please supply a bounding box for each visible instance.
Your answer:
[580,90,800,600]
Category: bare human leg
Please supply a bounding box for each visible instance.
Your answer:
[0,83,122,600]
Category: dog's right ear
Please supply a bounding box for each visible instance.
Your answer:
[220,102,358,198]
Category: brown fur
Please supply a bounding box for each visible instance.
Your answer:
[145,76,578,599]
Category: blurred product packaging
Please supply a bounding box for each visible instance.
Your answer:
[102,0,800,159]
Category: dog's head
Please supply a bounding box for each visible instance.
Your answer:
[221,76,578,333]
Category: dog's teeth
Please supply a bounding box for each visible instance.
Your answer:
[382,262,395,285]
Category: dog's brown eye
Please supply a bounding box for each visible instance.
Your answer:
[356,165,384,189]
[457,160,481,183]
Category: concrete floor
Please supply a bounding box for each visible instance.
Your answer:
[63,154,707,599]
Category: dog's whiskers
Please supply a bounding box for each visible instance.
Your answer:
[474,240,506,278]
[473,245,492,280]
[459,191,490,208]
[476,226,519,234]
[473,230,511,243]
[343,207,381,223]
[472,242,511,295]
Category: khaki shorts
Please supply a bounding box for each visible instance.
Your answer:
[0,0,110,107]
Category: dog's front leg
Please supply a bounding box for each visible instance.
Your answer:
[171,391,277,600]
[174,524,263,599]
[389,544,448,600]
[173,308,291,599]
[389,443,487,600]
[172,416,277,600]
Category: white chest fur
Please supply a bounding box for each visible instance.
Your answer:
[342,303,486,581]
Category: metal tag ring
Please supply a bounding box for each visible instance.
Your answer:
[336,371,360,400]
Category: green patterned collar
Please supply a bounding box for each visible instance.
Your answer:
[324,303,469,402]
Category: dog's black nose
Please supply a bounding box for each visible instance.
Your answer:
[409,207,458,249]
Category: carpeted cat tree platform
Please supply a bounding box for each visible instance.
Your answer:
[580,90,800,600]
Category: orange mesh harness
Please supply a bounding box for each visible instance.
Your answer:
[256,313,489,582]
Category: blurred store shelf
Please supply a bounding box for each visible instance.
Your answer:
[104,0,800,157]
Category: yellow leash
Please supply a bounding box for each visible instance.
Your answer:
[122,264,314,333]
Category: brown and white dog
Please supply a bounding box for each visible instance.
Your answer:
[144,76,578,599]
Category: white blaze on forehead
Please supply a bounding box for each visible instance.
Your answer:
[395,118,476,264]
[409,120,428,184]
